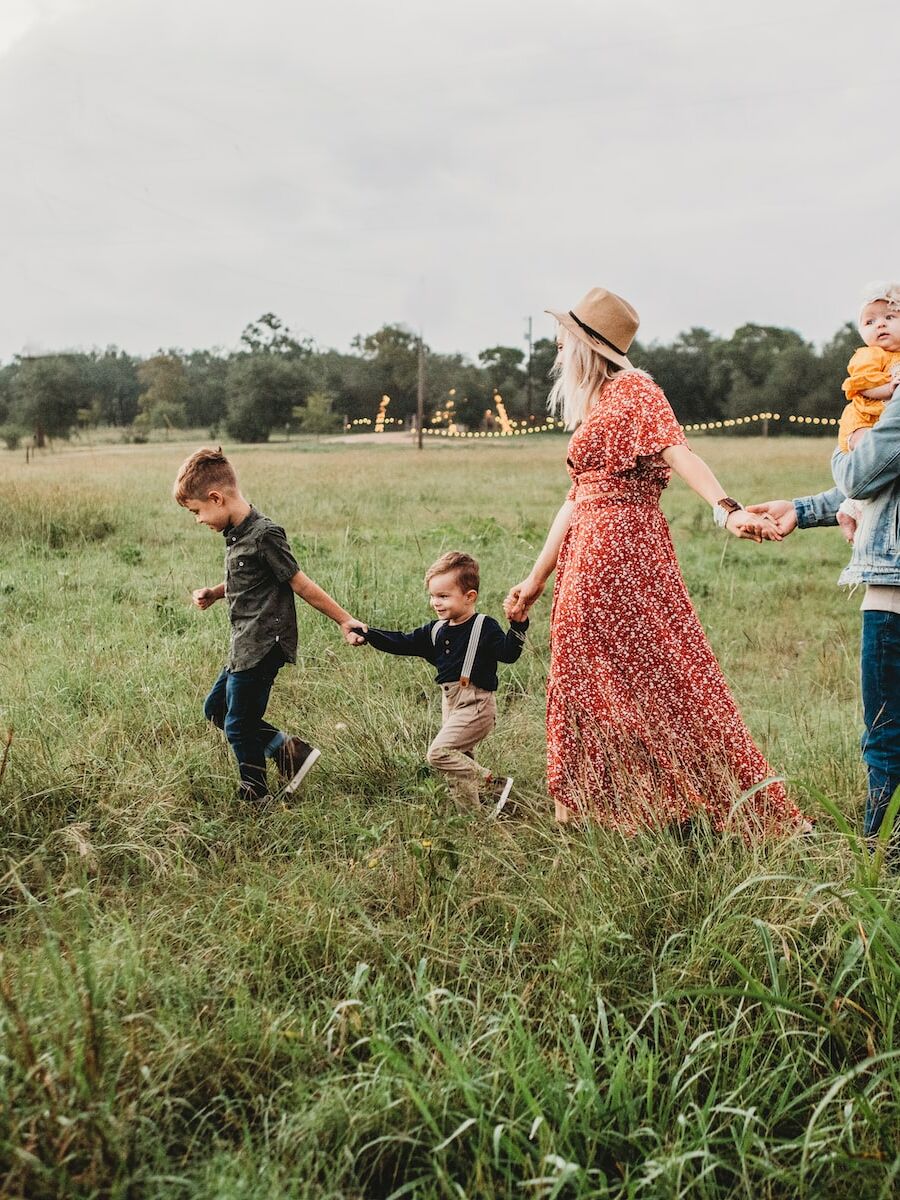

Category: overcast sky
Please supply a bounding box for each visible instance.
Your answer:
[0,0,896,362]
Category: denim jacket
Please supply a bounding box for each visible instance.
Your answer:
[793,386,900,586]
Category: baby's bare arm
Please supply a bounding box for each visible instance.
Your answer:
[859,383,895,401]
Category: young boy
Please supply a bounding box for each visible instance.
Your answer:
[174,446,365,803]
[357,551,528,814]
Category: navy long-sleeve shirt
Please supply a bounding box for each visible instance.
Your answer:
[363,614,529,691]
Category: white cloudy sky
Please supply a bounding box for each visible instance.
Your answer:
[0,0,896,361]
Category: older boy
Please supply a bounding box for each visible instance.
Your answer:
[358,551,528,814]
[174,446,365,803]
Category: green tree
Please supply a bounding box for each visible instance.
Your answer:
[530,338,558,414]
[240,313,313,358]
[83,349,141,426]
[225,354,310,442]
[478,345,526,416]
[632,329,731,425]
[819,323,860,394]
[719,324,809,420]
[0,362,23,447]
[755,342,826,429]
[11,355,88,445]
[351,325,420,419]
[183,350,229,429]
[296,391,342,434]
[136,355,188,432]
[309,348,380,424]
[420,353,483,429]
[0,362,15,425]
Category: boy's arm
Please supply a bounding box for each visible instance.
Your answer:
[481,617,530,664]
[360,623,435,658]
[193,582,225,609]
[259,526,364,644]
[288,570,367,645]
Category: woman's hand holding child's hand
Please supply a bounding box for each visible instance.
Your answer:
[504,577,544,622]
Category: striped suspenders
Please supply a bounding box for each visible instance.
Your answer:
[430,613,486,687]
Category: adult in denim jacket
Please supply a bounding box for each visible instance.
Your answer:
[752,385,900,844]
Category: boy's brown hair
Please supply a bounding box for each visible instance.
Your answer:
[425,551,479,594]
[173,446,238,505]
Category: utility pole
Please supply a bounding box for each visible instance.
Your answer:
[417,335,425,451]
[524,316,534,414]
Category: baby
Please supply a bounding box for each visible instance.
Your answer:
[837,282,900,540]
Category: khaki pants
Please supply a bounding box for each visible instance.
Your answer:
[426,682,497,809]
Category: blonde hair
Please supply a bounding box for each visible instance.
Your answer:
[425,551,479,594]
[548,330,622,429]
[173,446,238,505]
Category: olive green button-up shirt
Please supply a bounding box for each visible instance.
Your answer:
[223,508,299,672]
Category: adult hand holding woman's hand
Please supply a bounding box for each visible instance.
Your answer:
[725,508,782,542]
[504,576,544,622]
[744,500,798,537]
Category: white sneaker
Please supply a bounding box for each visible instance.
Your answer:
[487,775,514,818]
[275,737,321,793]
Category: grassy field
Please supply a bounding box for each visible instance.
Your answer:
[1,435,898,1199]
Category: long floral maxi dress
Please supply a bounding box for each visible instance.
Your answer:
[546,370,804,835]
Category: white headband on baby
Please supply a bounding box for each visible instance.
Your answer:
[859,280,900,319]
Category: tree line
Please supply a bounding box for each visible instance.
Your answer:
[0,312,862,449]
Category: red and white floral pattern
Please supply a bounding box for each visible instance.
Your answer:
[547,370,804,835]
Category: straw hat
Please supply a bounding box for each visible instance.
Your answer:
[546,287,639,370]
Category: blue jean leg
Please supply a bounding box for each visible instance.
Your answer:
[203,645,286,798]
[860,610,900,841]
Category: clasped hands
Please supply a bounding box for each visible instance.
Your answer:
[744,500,853,542]
[503,501,799,622]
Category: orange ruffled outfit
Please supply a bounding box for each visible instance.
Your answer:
[838,346,900,452]
[546,371,804,836]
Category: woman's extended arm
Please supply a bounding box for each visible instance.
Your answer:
[661,444,781,542]
[504,499,575,620]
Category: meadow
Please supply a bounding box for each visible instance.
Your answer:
[0,435,898,1200]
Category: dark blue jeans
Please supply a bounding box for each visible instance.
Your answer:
[204,645,287,800]
[861,610,900,843]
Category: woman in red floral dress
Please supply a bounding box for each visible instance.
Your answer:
[505,287,806,835]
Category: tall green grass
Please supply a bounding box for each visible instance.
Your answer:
[0,437,896,1198]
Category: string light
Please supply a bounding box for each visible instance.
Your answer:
[344,410,842,437]
[494,391,513,435]
[374,394,390,434]
[420,418,567,439]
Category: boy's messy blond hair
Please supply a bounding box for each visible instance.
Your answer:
[425,551,480,594]
[173,446,238,505]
